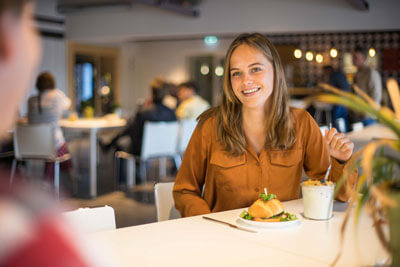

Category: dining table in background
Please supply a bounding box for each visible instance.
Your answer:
[89,199,388,267]
[60,117,126,197]
[347,123,397,152]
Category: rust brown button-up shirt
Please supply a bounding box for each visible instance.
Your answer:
[173,108,357,217]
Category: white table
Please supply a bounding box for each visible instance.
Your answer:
[347,124,397,152]
[60,118,126,197]
[89,199,388,266]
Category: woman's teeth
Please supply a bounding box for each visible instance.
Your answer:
[243,87,260,94]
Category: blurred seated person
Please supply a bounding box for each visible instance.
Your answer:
[27,71,72,179]
[162,81,178,110]
[0,0,104,266]
[322,65,350,132]
[175,81,210,120]
[101,78,177,156]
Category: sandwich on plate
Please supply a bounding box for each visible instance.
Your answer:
[240,192,297,222]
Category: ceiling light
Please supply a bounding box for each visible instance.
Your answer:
[200,64,209,75]
[294,49,302,59]
[215,66,224,76]
[330,48,338,58]
[315,54,323,63]
[369,48,376,57]
[305,51,313,61]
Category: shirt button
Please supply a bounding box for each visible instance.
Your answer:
[256,162,260,166]
[255,188,259,192]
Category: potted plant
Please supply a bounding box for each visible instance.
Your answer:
[309,79,400,266]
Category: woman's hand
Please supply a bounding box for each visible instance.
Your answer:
[324,128,354,162]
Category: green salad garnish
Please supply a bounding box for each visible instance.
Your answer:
[240,210,253,220]
[259,193,276,201]
[240,210,297,222]
[278,212,298,222]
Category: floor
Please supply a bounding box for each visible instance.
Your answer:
[3,131,176,229]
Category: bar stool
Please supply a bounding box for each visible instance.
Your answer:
[313,102,333,126]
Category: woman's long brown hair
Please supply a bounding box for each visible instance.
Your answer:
[199,33,296,156]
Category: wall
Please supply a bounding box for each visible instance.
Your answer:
[20,0,66,115]
[118,38,233,111]
[65,0,400,43]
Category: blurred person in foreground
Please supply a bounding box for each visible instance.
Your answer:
[351,45,382,126]
[0,1,108,266]
[101,77,177,157]
[28,71,72,181]
[322,65,350,132]
[173,33,357,217]
[175,81,210,120]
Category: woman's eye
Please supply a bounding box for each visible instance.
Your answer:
[251,67,262,73]
[231,71,240,77]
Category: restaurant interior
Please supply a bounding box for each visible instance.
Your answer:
[1,0,400,266]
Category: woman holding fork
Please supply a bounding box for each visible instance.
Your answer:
[173,33,357,217]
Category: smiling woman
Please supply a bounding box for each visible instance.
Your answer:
[173,33,358,218]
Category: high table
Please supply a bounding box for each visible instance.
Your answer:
[89,199,388,266]
[60,118,126,197]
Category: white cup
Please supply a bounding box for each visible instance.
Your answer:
[301,183,335,220]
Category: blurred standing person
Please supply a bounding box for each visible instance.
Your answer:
[175,81,210,120]
[28,71,72,179]
[322,65,350,132]
[351,46,382,126]
[0,0,106,266]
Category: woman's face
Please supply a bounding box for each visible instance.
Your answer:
[229,44,274,111]
[0,3,41,137]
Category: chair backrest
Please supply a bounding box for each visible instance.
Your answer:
[178,119,197,154]
[141,121,180,160]
[154,182,181,222]
[13,123,56,160]
[63,205,116,233]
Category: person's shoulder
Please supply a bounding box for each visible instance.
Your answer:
[28,95,38,102]
[197,108,217,132]
[290,107,311,121]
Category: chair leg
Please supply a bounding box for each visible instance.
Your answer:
[54,162,60,199]
[126,157,135,188]
[139,160,147,184]
[326,110,332,126]
[114,153,120,190]
[159,157,167,181]
[10,159,17,186]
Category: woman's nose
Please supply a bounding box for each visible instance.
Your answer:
[243,72,253,85]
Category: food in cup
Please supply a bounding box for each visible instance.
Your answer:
[301,179,335,220]
[302,179,334,186]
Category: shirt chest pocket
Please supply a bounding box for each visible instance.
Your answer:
[268,148,303,186]
[269,149,303,167]
[209,150,247,192]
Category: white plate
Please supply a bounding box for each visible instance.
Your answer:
[238,213,301,229]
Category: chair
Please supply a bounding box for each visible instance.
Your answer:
[10,123,70,197]
[313,102,333,126]
[154,182,181,222]
[63,205,116,233]
[177,119,197,155]
[115,121,180,186]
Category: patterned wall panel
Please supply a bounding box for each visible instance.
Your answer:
[265,31,400,88]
